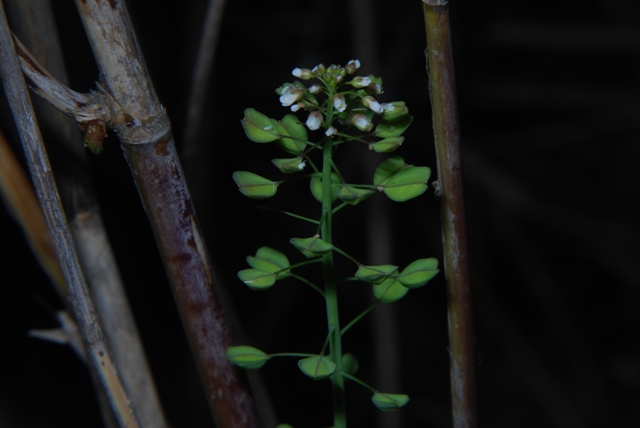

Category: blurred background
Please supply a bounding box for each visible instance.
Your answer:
[1,0,639,427]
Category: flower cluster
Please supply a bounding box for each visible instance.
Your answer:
[275,60,392,136]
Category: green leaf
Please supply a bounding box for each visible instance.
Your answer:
[272,157,306,173]
[375,115,413,138]
[342,353,359,376]
[397,258,439,289]
[226,346,270,369]
[381,101,409,121]
[290,236,333,258]
[382,166,430,202]
[241,108,279,143]
[373,156,406,187]
[310,173,340,203]
[237,269,276,290]
[355,264,398,284]
[336,184,375,205]
[371,392,410,412]
[373,276,409,304]
[247,247,290,280]
[298,356,336,380]
[232,171,278,199]
[370,137,404,153]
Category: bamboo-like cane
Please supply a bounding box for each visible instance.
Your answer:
[422,2,478,427]
[71,1,259,426]
[0,2,141,427]
[4,1,169,425]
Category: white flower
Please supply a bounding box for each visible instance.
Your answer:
[297,161,306,170]
[279,88,303,107]
[291,102,304,112]
[306,111,324,130]
[325,126,337,136]
[350,76,371,88]
[333,94,347,112]
[351,114,373,131]
[382,103,395,112]
[362,96,383,114]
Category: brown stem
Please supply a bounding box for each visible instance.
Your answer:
[72,1,259,426]
[422,2,478,428]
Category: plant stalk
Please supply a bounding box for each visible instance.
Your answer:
[422,2,478,428]
[72,1,259,426]
[0,3,140,426]
[321,91,346,427]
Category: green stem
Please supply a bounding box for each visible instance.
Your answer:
[321,87,346,428]
[341,303,378,336]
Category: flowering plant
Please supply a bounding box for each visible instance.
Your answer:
[228,60,439,427]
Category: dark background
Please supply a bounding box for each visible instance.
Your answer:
[1,0,639,427]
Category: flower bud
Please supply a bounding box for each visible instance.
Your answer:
[291,102,305,112]
[325,126,337,137]
[333,93,347,112]
[306,111,324,130]
[279,88,303,107]
[362,95,384,114]
[351,114,373,131]
[345,59,361,74]
[309,84,323,94]
[312,63,326,76]
[292,67,314,80]
[350,76,371,88]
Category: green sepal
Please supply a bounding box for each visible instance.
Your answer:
[310,173,340,203]
[290,236,333,258]
[382,166,430,202]
[342,353,359,376]
[373,276,409,304]
[371,392,410,412]
[375,115,413,138]
[237,269,276,290]
[298,356,336,380]
[370,137,404,153]
[397,258,439,289]
[226,345,270,369]
[272,157,306,173]
[373,156,406,187]
[336,184,375,205]
[241,108,279,143]
[247,247,290,280]
[232,171,278,199]
[355,264,399,284]
[381,101,409,121]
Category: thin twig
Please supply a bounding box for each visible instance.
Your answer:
[71,1,259,426]
[422,2,478,428]
[0,2,140,426]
